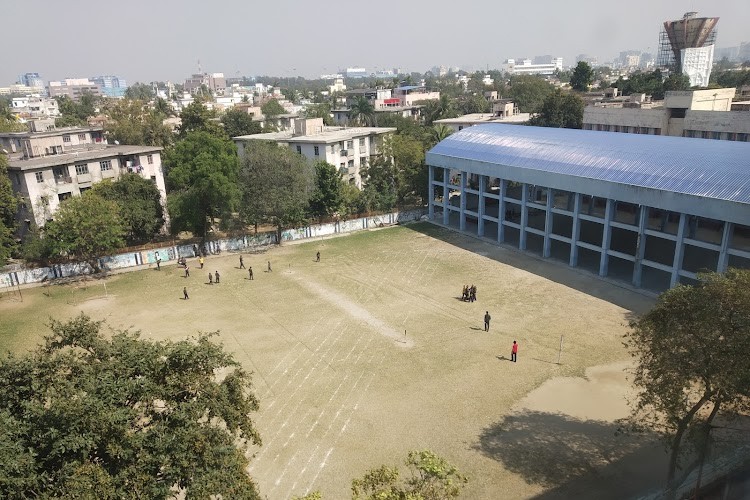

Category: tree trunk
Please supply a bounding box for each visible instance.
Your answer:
[665,391,715,500]
[276,226,282,245]
[693,399,722,499]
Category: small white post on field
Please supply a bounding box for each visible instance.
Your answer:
[557,335,564,364]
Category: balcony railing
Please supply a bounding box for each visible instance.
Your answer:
[55,175,72,184]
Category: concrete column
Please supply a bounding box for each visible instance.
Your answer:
[599,199,613,277]
[543,189,553,258]
[570,193,581,267]
[459,171,467,231]
[498,179,506,243]
[442,168,449,225]
[718,221,732,273]
[428,164,435,219]
[519,183,528,250]
[478,175,486,237]
[632,205,648,288]
[670,213,687,287]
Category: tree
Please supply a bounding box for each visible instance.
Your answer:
[43,192,125,269]
[178,101,225,138]
[570,61,594,91]
[529,89,584,129]
[55,93,99,127]
[421,95,457,125]
[124,82,155,101]
[309,161,346,219]
[0,154,18,264]
[431,124,453,145]
[260,99,286,119]
[508,75,555,113]
[624,269,750,499]
[457,94,490,115]
[221,107,262,138]
[164,131,240,237]
[91,174,165,245]
[104,99,173,148]
[348,96,375,126]
[0,314,262,499]
[663,72,691,93]
[238,141,315,240]
[303,102,333,125]
[351,450,467,500]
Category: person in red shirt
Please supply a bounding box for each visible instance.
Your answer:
[511,340,518,362]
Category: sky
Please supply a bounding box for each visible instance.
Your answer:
[2,0,748,85]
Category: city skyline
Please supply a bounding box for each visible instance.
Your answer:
[2,0,748,85]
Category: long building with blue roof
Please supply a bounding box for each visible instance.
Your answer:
[425,123,750,292]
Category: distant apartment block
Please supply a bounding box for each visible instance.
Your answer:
[583,88,750,141]
[345,67,368,79]
[392,85,440,107]
[331,87,432,125]
[18,72,44,88]
[184,73,226,95]
[433,100,530,132]
[233,118,395,188]
[503,58,563,75]
[1,127,166,233]
[48,79,103,101]
[10,96,60,119]
[90,75,128,98]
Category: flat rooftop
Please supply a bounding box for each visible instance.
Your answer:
[434,113,531,125]
[8,145,163,171]
[234,126,396,144]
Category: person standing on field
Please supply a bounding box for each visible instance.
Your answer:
[183,287,189,300]
[268,261,272,272]
[484,311,491,332]
[316,251,320,262]
[184,265,190,278]
[199,256,204,269]
[239,255,245,269]
[215,270,220,284]
[248,267,254,280]
[511,341,518,362]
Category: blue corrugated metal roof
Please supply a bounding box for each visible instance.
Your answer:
[396,85,421,91]
[426,124,750,205]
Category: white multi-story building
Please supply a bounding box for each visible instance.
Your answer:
[433,100,530,132]
[233,118,395,188]
[10,96,60,119]
[1,126,166,234]
[503,58,563,75]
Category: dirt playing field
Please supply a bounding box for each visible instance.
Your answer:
[0,222,668,499]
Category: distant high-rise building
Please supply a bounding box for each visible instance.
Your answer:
[345,67,368,79]
[576,54,598,66]
[48,79,103,102]
[533,55,553,65]
[90,75,128,98]
[739,42,750,63]
[184,73,226,95]
[503,57,563,75]
[18,72,44,88]
[658,12,719,87]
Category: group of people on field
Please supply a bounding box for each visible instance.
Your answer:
[462,284,477,302]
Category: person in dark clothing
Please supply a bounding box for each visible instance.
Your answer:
[268,261,272,272]
[484,311,491,332]
[184,265,190,278]
[215,270,220,284]
[208,273,213,284]
[183,287,189,299]
[239,255,245,269]
[316,251,320,262]
[248,267,254,280]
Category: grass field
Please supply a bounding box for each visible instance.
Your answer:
[0,222,659,499]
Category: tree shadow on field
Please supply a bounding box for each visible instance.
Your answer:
[404,223,653,316]
[474,410,667,499]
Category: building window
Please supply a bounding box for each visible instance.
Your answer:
[314,146,319,156]
[296,145,302,154]
[35,172,44,183]
[62,134,71,143]
[100,160,112,171]
[147,154,153,164]
[346,140,353,150]
[739,133,749,142]
[75,164,89,175]
[360,156,367,168]
[330,145,335,154]
[58,192,72,202]
[348,160,354,169]
[78,133,86,141]
[712,131,721,140]
[359,138,365,148]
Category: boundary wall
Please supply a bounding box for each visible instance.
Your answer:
[0,209,425,289]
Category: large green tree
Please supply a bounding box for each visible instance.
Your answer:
[529,89,584,129]
[351,450,467,500]
[221,107,262,138]
[0,154,18,264]
[0,314,261,499]
[421,95,457,125]
[309,161,346,218]
[303,102,333,125]
[570,61,594,91]
[239,141,315,240]
[124,81,155,101]
[104,99,173,148]
[624,269,750,499]
[55,93,99,127]
[178,101,225,138]
[164,131,240,237]
[44,192,126,269]
[508,75,555,113]
[91,174,165,245]
[260,99,286,119]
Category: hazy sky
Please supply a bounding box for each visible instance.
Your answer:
[3,0,748,84]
